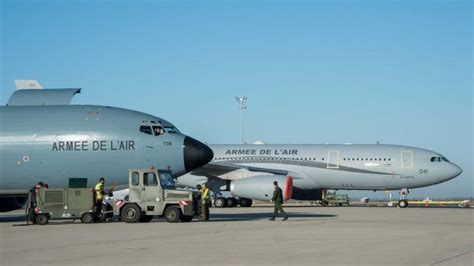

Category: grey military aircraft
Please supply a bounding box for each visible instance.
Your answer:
[0,81,214,212]
[177,143,462,208]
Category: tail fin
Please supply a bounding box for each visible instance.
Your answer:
[14,80,43,90]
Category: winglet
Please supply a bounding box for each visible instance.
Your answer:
[14,80,43,90]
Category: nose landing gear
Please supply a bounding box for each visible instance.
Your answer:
[398,188,410,208]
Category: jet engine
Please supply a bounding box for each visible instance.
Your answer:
[230,175,293,201]
[0,196,28,212]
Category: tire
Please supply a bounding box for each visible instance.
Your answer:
[180,215,193,222]
[81,213,94,224]
[121,204,142,223]
[36,214,48,225]
[139,215,154,223]
[214,197,227,208]
[239,198,253,208]
[164,206,181,223]
[398,200,408,208]
[226,198,238,207]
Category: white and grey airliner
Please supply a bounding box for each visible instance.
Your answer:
[177,144,462,208]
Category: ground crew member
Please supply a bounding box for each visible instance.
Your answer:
[200,183,210,221]
[94,177,105,221]
[269,181,288,221]
[193,184,202,216]
[27,182,44,224]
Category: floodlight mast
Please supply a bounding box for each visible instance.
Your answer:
[235,96,247,144]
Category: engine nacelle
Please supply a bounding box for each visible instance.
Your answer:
[0,196,28,212]
[230,175,293,201]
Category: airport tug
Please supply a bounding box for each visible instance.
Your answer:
[26,169,194,224]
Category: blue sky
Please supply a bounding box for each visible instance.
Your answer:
[1,0,472,198]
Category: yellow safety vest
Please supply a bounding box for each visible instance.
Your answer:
[95,182,104,201]
[201,188,209,202]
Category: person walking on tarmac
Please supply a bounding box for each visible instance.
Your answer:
[27,182,44,224]
[200,183,210,221]
[94,177,105,222]
[269,181,288,221]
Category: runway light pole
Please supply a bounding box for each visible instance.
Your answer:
[235,96,247,144]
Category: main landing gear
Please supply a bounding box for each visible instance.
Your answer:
[213,197,253,208]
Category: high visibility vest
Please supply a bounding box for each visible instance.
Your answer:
[201,188,209,202]
[95,182,104,201]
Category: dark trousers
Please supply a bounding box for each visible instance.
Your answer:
[199,200,209,221]
[272,202,287,218]
[95,200,103,221]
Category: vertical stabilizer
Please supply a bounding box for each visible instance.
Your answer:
[14,80,43,90]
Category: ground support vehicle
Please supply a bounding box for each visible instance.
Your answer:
[321,191,350,206]
[26,187,100,225]
[113,169,194,223]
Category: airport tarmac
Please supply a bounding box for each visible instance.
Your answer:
[1,207,473,265]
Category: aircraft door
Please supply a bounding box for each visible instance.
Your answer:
[128,171,141,202]
[401,151,413,169]
[327,151,340,169]
[139,125,155,167]
[141,172,162,204]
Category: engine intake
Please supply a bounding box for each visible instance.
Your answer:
[0,196,28,212]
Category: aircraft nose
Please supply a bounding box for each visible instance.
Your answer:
[183,136,214,172]
[451,164,462,178]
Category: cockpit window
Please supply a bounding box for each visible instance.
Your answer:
[163,126,179,134]
[430,156,448,162]
[153,126,164,136]
[140,126,153,135]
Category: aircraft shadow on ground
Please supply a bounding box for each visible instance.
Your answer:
[207,212,337,222]
[1,215,29,224]
[2,212,337,225]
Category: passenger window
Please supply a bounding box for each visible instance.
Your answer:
[131,172,139,186]
[143,173,158,186]
[140,126,153,135]
[153,126,164,136]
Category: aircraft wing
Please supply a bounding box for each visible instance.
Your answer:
[190,161,289,180]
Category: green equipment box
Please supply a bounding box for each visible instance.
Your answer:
[29,188,96,225]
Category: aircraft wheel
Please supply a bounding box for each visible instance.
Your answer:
[214,197,227,208]
[139,215,154,223]
[122,204,142,223]
[36,214,49,225]
[164,206,182,223]
[180,215,193,222]
[398,200,408,208]
[81,213,94,224]
[226,198,238,207]
[239,198,253,207]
